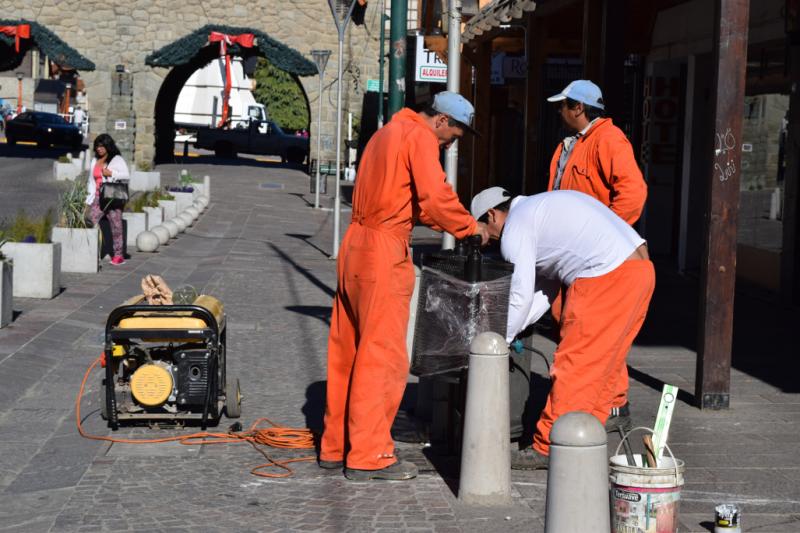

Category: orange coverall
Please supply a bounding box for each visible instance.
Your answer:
[547,117,648,409]
[532,257,655,455]
[320,108,477,470]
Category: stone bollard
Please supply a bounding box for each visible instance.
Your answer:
[545,412,610,533]
[458,332,511,505]
[136,231,159,252]
[151,225,170,245]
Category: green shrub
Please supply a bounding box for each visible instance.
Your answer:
[57,180,89,229]
[57,155,71,163]
[0,210,53,243]
[137,160,153,172]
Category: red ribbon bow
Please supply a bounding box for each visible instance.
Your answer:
[0,24,31,52]
[208,32,255,128]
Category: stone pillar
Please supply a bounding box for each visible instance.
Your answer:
[106,70,136,164]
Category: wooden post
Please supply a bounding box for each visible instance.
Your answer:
[582,0,603,82]
[523,15,546,194]
[472,41,492,197]
[781,43,800,305]
[696,0,750,410]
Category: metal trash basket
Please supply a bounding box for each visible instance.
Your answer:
[410,253,513,377]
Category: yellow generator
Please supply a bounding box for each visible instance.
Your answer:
[102,294,240,430]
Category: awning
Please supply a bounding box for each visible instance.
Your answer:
[146,24,316,77]
[0,19,96,72]
[461,0,537,44]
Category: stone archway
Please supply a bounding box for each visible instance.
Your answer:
[146,24,316,163]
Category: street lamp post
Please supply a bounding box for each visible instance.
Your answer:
[16,72,23,114]
[327,0,358,259]
[311,49,332,209]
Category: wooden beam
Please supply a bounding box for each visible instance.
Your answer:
[781,43,800,305]
[696,0,750,410]
[601,0,625,118]
[523,15,546,194]
[582,0,603,82]
[472,41,492,199]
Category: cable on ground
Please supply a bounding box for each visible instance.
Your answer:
[76,356,316,478]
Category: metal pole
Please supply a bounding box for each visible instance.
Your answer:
[388,0,407,119]
[333,36,344,258]
[378,10,387,128]
[315,73,324,208]
[311,50,331,210]
[441,0,462,250]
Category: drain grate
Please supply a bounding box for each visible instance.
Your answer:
[259,182,285,190]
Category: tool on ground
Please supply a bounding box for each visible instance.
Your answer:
[642,434,657,467]
[652,383,678,465]
[617,426,636,466]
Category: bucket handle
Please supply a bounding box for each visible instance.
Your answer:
[614,426,680,484]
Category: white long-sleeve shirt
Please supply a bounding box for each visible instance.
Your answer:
[500,190,646,342]
[85,155,130,205]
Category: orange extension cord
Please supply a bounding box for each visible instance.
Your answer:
[76,356,316,478]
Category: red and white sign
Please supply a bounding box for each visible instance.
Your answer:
[416,36,447,83]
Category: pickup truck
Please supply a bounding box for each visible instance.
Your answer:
[193,120,309,163]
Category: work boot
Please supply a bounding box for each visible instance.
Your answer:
[318,459,343,470]
[344,460,418,481]
[511,447,549,470]
[605,402,632,433]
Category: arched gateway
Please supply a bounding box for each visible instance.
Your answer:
[146,25,315,163]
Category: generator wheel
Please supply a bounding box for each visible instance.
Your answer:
[100,378,108,420]
[225,377,241,418]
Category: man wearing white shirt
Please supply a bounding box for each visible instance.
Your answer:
[470,187,655,469]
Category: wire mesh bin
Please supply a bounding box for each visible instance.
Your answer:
[410,253,513,376]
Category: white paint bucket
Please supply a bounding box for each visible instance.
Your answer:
[609,428,685,533]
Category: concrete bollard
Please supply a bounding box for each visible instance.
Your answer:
[458,331,511,505]
[545,412,610,533]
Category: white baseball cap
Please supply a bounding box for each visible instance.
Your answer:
[547,79,605,110]
[471,186,511,221]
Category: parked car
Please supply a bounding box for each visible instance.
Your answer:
[194,120,309,163]
[4,111,83,149]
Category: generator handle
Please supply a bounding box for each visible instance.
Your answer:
[104,304,220,339]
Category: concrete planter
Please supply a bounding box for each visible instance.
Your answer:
[191,183,205,198]
[158,200,177,220]
[143,206,163,229]
[53,160,82,181]
[122,212,148,247]
[170,191,194,213]
[0,242,61,299]
[0,261,11,328]
[51,227,100,273]
[203,175,211,198]
[129,171,161,192]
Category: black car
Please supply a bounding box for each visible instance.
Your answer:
[5,111,83,149]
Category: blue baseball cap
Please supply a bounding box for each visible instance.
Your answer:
[432,91,478,135]
[547,80,605,110]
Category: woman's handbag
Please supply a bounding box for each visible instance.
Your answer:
[99,181,129,210]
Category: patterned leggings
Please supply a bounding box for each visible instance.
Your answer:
[89,198,123,257]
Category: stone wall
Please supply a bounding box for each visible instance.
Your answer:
[0,0,383,166]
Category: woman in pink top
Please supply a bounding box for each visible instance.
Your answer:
[84,134,129,265]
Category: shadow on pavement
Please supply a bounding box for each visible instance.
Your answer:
[285,305,331,326]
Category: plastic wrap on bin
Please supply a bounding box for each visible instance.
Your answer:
[410,256,513,376]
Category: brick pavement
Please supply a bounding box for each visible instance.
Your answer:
[0,161,797,532]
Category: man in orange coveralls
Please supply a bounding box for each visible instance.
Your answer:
[545,80,648,431]
[320,92,489,481]
[470,187,654,469]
